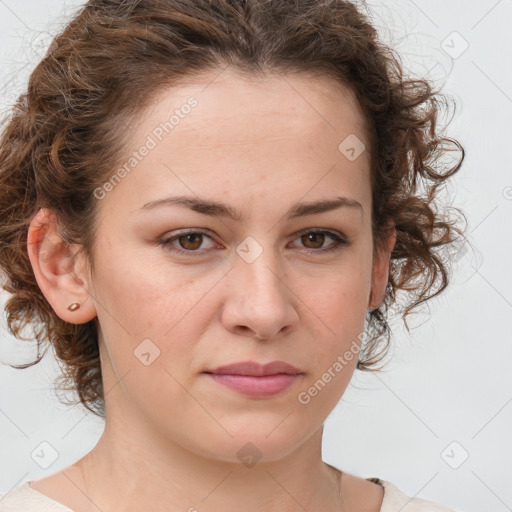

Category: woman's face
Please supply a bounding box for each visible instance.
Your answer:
[79,69,393,462]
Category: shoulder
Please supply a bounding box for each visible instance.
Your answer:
[0,481,74,512]
[372,478,458,512]
[325,466,458,512]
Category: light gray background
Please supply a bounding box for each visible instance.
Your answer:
[0,1,511,511]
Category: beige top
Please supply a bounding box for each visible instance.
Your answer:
[0,478,457,511]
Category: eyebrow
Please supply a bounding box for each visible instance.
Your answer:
[138,195,363,221]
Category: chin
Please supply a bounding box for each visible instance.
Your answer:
[183,422,314,467]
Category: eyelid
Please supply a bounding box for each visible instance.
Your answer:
[290,228,349,251]
[158,227,350,256]
[160,228,220,251]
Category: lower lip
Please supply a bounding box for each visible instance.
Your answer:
[205,373,301,398]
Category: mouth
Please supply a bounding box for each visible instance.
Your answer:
[203,360,303,398]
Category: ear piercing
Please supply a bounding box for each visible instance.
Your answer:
[67,302,81,311]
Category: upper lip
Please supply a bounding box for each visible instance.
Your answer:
[205,360,302,376]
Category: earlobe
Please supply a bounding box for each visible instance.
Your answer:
[368,222,397,311]
[27,208,97,324]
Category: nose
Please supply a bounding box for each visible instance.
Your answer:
[220,245,299,341]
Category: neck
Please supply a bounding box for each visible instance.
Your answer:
[75,408,346,512]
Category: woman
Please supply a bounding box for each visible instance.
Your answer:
[0,0,467,510]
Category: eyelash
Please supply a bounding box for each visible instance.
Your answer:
[158,229,350,256]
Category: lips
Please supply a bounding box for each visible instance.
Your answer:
[205,360,302,376]
[204,360,302,398]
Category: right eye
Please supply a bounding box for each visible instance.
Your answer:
[158,229,220,256]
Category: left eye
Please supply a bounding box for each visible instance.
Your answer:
[159,229,349,255]
[290,230,349,252]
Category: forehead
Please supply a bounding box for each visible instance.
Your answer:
[144,68,369,141]
[99,68,372,222]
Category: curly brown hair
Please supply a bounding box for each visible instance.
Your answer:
[0,0,468,418]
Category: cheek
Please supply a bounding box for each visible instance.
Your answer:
[90,249,215,388]
[295,263,370,369]
[302,260,371,324]
[90,235,193,334]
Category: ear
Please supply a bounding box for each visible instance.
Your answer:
[368,221,397,311]
[27,208,97,323]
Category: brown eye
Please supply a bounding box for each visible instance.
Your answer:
[159,230,218,255]
[301,232,327,249]
[159,229,349,257]
[177,233,204,251]
[290,229,350,254]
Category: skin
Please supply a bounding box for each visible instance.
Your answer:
[27,68,396,512]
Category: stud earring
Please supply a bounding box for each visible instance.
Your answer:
[67,302,81,312]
